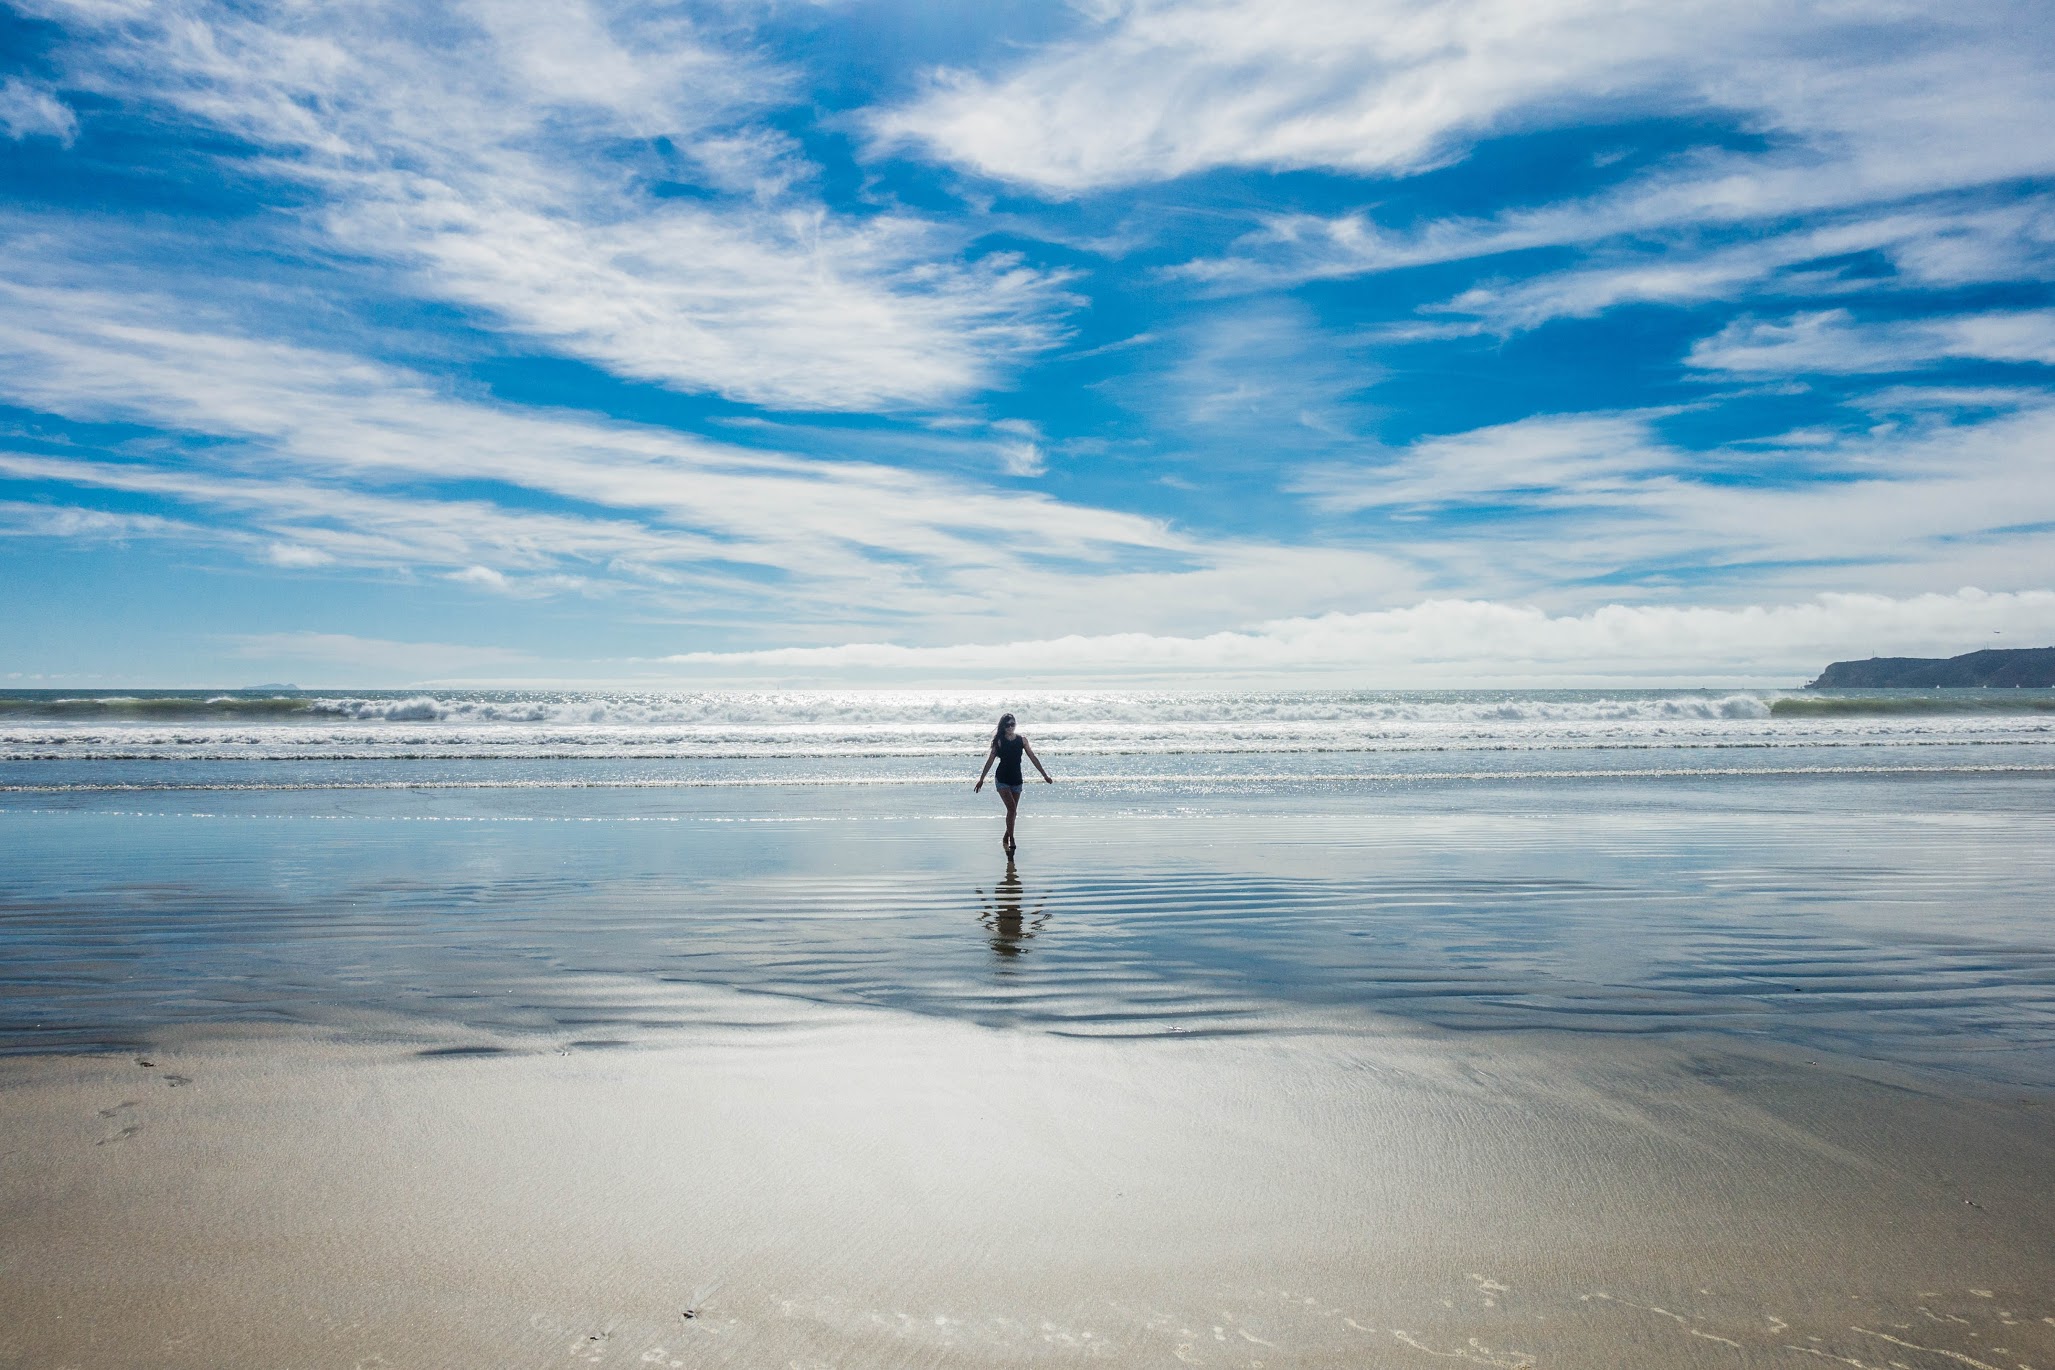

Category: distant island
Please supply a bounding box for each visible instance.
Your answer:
[1807,647,2055,688]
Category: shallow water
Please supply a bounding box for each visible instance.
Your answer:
[6,764,2055,1086]
[12,688,2055,1370]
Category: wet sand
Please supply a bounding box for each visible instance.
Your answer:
[6,777,2055,1366]
[4,988,2052,1369]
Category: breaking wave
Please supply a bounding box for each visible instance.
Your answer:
[1,687,2049,764]
[0,688,1801,726]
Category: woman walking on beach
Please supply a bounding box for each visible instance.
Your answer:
[974,712,1052,858]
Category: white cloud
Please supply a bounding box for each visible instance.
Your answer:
[996,442,1046,477]
[0,449,739,595]
[1176,184,2055,307]
[647,590,2055,687]
[877,0,1729,192]
[989,417,1047,476]
[1688,309,2055,376]
[263,541,335,568]
[1300,412,1664,511]
[5,256,2047,635]
[30,0,1070,411]
[0,268,1417,639]
[875,1,2055,202]
[1296,401,2055,599]
[1414,200,2055,333]
[0,499,200,542]
[446,564,511,591]
[1108,300,1380,450]
[923,2,2055,337]
[23,255,2047,624]
[0,77,77,143]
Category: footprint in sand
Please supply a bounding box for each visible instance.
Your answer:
[96,1100,144,1144]
[163,1073,192,1087]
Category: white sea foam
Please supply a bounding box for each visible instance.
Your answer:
[295,689,1785,727]
[7,762,2054,793]
[0,688,2048,764]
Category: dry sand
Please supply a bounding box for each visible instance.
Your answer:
[2,987,2051,1369]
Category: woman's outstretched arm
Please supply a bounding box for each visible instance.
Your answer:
[974,745,996,791]
[1022,739,1054,782]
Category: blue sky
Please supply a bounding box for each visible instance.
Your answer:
[2,0,2052,686]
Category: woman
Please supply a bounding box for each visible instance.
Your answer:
[973,712,1052,858]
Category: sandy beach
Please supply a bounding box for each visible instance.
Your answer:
[4,984,2052,1369]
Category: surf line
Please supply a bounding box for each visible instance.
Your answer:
[6,763,2055,793]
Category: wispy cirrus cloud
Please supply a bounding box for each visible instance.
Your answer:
[1409,200,2055,334]
[1295,398,2055,599]
[0,261,1417,640]
[1687,309,2055,376]
[0,450,733,598]
[876,0,1763,192]
[1170,184,2055,313]
[876,1,2055,199]
[1300,413,1669,512]
[0,76,76,143]
[26,0,1071,411]
[0,499,202,543]
[900,1,2055,354]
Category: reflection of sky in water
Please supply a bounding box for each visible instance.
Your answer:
[4,774,2054,1085]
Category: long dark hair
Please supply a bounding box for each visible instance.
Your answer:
[991,712,1016,750]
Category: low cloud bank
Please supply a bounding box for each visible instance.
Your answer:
[646,590,2055,687]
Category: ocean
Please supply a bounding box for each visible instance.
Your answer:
[8,686,2055,1369]
[5,685,2054,1083]
[3,683,2051,775]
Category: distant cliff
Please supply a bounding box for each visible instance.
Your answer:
[1807,647,2055,688]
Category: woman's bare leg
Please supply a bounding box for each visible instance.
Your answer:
[1000,788,1020,853]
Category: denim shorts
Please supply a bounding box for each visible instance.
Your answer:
[995,782,1024,795]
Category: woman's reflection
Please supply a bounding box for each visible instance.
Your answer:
[978,862,1048,964]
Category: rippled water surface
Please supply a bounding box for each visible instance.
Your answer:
[7,765,2055,1086]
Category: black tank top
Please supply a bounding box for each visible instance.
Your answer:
[996,736,1025,785]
